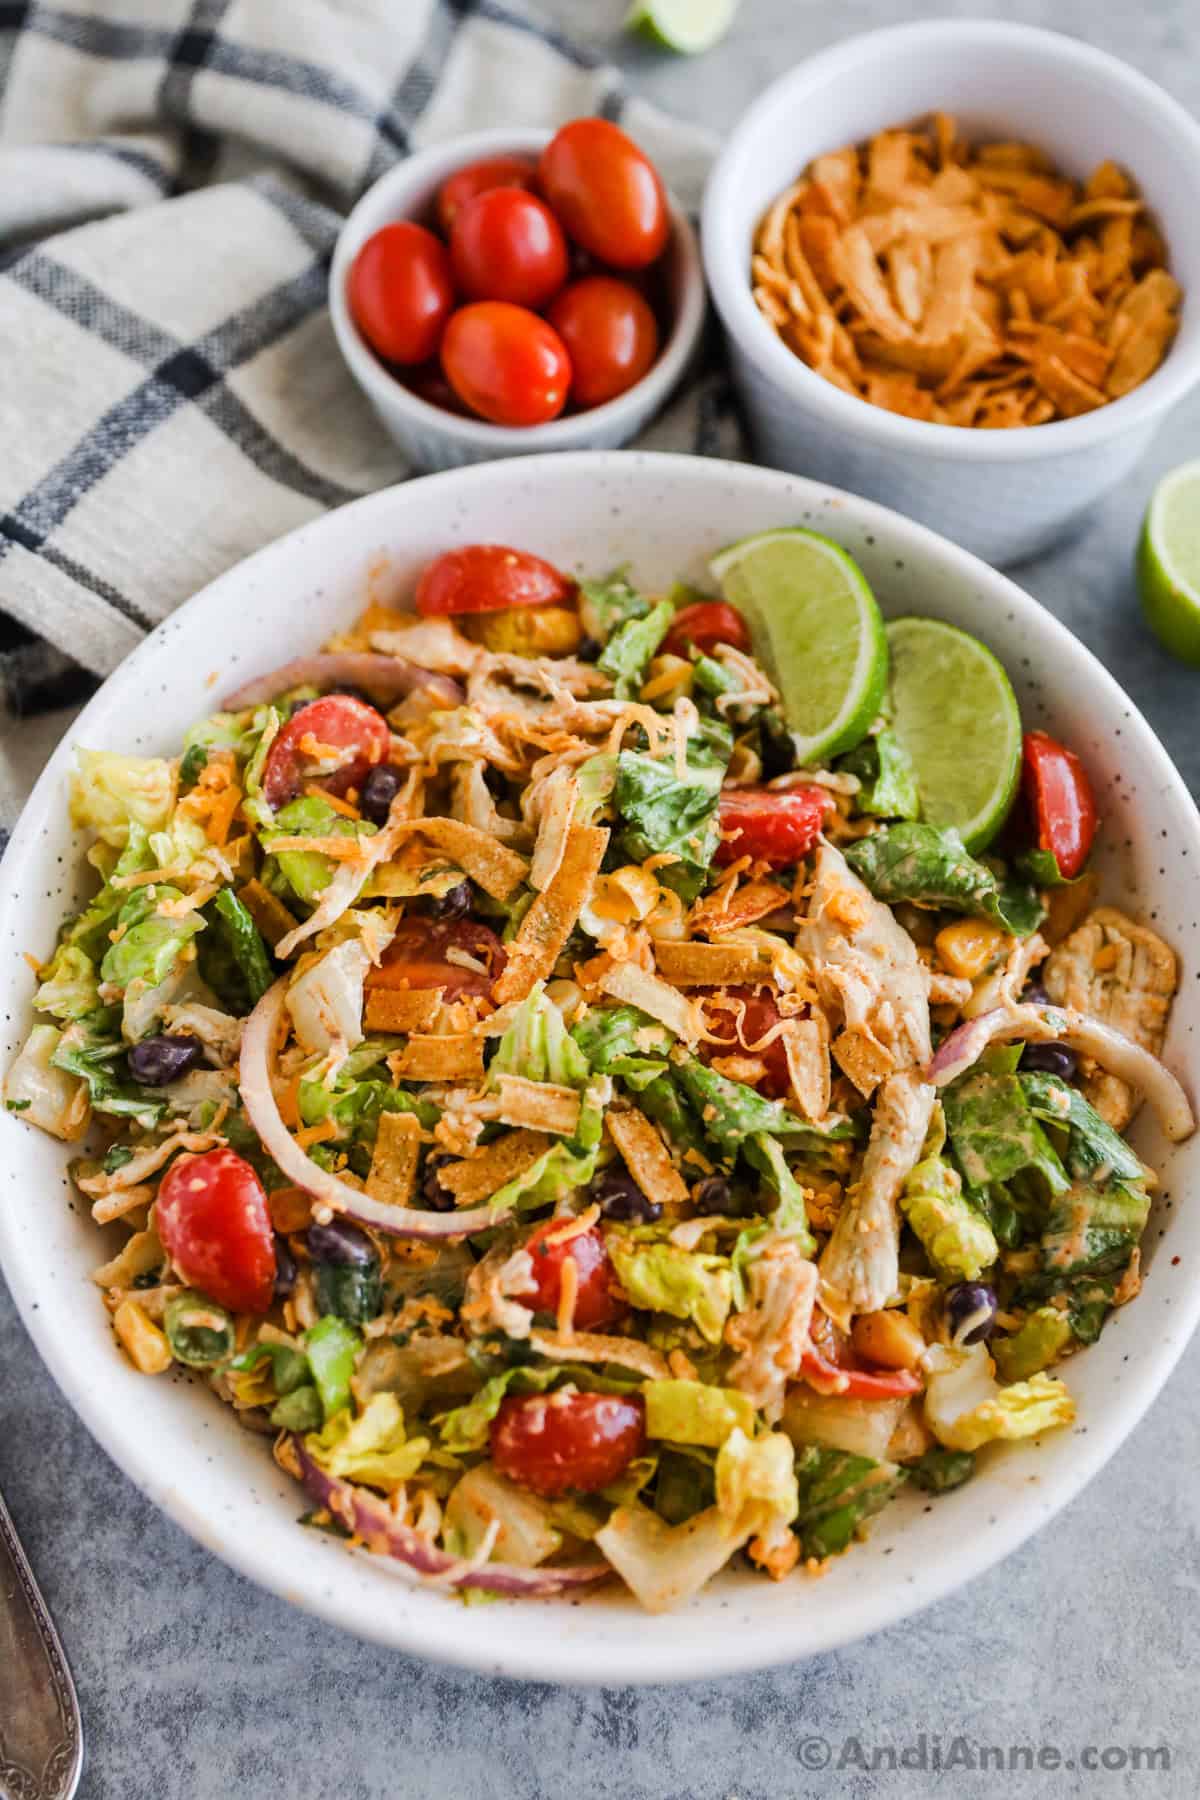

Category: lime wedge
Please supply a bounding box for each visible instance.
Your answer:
[1137,460,1200,665]
[710,528,888,765]
[626,0,739,54]
[885,617,1022,853]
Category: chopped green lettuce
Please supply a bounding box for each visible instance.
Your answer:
[487,1141,599,1216]
[992,1307,1073,1381]
[304,1393,430,1490]
[714,1427,799,1540]
[65,824,154,961]
[197,888,274,1013]
[574,752,618,825]
[645,1379,756,1448]
[906,1447,975,1493]
[302,1315,361,1419]
[99,887,205,988]
[606,1233,733,1345]
[438,1365,564,1454]
[571,1003,673,1083]
[653,1447,716,1524]
[597,599,674,697]
[838,727,920,821]
[923,1342,1075,1451]
[942,1066,1069,1197]
[578,568,652,640]
[636,1072,710,1164]
[792,1445,906,1557]
[900,1151,998,1282]
[70,749,174,847]
[50,1020,165,1122]
[33,944,100,1023]
[672,1053,855,1161]
[263,795,376,905]
[239,705,280,830]
[491,981,590,1088]
[614,739,727,902]
[845,823,1044,935]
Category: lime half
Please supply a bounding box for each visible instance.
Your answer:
[710,528,888,765]
[1138,460,1200,665]
[885,617,1022,853]
[626,0,739,54]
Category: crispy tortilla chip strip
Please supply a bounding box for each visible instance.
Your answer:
[1107,310,1178,398]
[491,1073,581,1137]
[795,213,841,299]
[363,987,443,1033]
[688,880,790,939]
[494,824,608,1004]
[1069,196,1142,229]
[599,960,700,1041]
[810,147,859,224]
[366,1111,423,1208]
[835,225,913,342]
[384,817,528,902]
[1032,349,1108,416]
[236,879,298,951]
[390,1034,485,1083]
[653,939,774,987]
[866,128,913,202]
[920,235,979,343]
[887,238,933,326]
[1085,159,1132,201]
[832,1028,894,1099]
[438,1129,552,1206]
[757,177,808,263]
[605,1107,689,1211]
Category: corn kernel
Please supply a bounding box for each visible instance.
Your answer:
[467,604,582,657]
[850,1308,926,1370]
[934,917,1009,980]
[113,1298,173,1374]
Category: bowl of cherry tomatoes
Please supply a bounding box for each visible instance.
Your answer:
[330,122,705,471]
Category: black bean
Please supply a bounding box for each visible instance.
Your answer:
[329,683,373,704]
[306,1219,375,1267]
[360,763,404,825]
[432,880,472,921]
[421,1152,458,1212]
[273,1236,297,1300]
[591,1166,660,1223]
[127,1033,204,1086]
[945,1282,998,1346]
[1022,1041,1078,1080]
[1021,981,1051,1007]
[760,711,797,780]
[575,634,602,663]
[693,1175,732,1215]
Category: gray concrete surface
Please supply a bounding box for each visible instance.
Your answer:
[3,2,1200,1796]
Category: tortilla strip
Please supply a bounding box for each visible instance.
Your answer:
[599,961,700,1042]
[366,1111,423,1208]
[363,987,443,1033]
[490,1072,581,1137]
[528,1328,670,1382]
[605,1107,690,1211]
[389,1034,485,1083]
[831,1028,893,1099]
[386,817,529,902]
[494,824,608,1004]
[653,940,772,988]
[687,880,790,939]
[438,1129,553,1205]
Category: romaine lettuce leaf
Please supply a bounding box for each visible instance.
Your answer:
[942,1067,1069,1197]
[614,739,727,902]
[491,981,590,1088]
[99,887,205,988]
[263,795,375,905]
[845,823,1043,935]
[923,1342,1075,1451]
[792,1444,906,1557]
[900,1151,998,1282]
[197,888,274,1013]
[597,599,674,697]
[644,1379,756,1448]
[49,1019,166,1122]
[32,944,100,1023]
[570,1003,673,1082]
[70,749,174,848]
[438,1365,564,1454]
[672,1053,856,1161]
[714,1427,799,1541]
[304,1393,429,1490]
[578,568,652,641]
[992,1306,1073,1381]
[838,727,920,821]
[605,1234,733,1345]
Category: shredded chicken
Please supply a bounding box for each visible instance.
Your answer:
[819,1069,936,1315]
[727,1239,818,1421]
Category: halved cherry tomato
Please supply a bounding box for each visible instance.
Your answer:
[491,1390,646,1497]
[697,984,790,1098]
[1021,730,1098,881]
[157,1148,276,1315]
[416,545,574,617]
[662,600,750,660]
[546,276,659,408]
[435,152,538,236]
[440,301,570,426]
[347,222,455,366]
[450,188,568,310]
[261,695,390,809]
[715,786,833,869]
[538,119,669,269]
[521,1219,622,1329]
[801,1312,923,1400]
[365,917,506,999]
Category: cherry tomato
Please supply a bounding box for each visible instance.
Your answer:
[1021,730,1098,881]
[347,222,455,367]
[801,1311,923,1400]
[417,544,573,617]
[157,1148,276,1315]
[538,119,669,270]
[661,600,751,660]
[365,917,506,999]
[521,1219,622,1329]
[440,302,570,426]
[450,188,568,310]
[491,1390,646,1497]
[435,152,538,236]
[261,695,390,810]
[715,786,833,869]
[546,276,659,408]
[697,984,790,1098]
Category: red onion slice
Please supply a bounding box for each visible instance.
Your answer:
[224,654,462,711]
[926,1003,1194,1141]
[240,980,502,1240]
[285,1438,610,1597]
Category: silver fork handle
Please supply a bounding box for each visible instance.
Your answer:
[0,1490,83,1800]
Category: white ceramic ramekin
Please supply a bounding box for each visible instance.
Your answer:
[331,128,705,472]
[703,21,1200,564]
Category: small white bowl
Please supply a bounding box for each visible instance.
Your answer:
[331,128,705,472]
[703,21,1200,564]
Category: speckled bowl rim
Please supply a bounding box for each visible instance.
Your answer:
[1,451,1198,1685]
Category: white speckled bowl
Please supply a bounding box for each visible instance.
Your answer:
[330,129,705,472]
[702,20,1200,565]
[1,453,1197,1684]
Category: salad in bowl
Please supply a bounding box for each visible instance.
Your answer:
[6,526,1192,1615]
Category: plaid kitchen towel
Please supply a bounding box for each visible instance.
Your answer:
[0,0,733,748]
